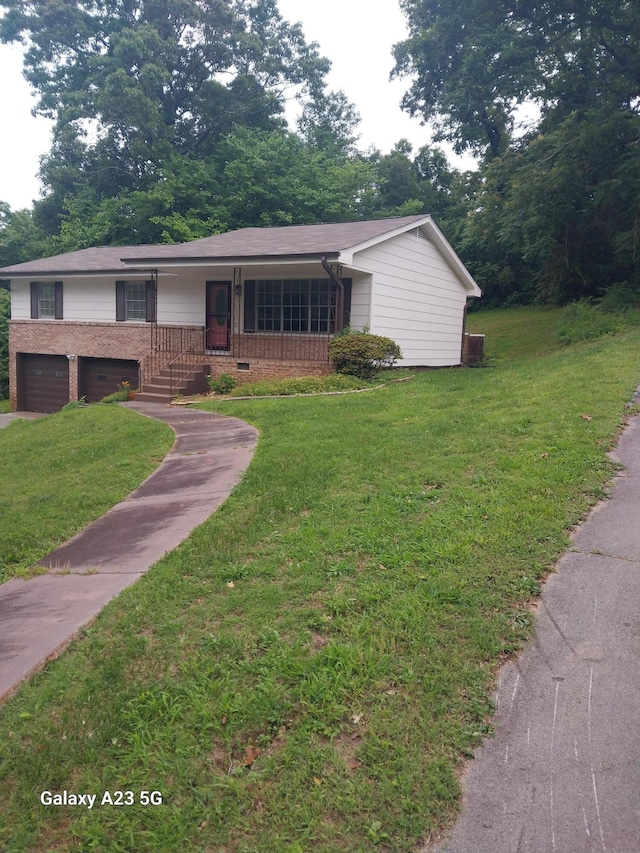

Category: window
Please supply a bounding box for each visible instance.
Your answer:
[125,281,147,320]
[255,279,333,333]
[115,280,156,322]
[30,281,63,319]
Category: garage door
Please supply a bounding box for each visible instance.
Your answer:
[79,358,139,403]
[20,354,70,413]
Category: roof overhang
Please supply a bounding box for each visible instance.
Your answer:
[3,269,177,279]
[120,252,340,268]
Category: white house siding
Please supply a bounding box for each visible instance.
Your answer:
[9,281,30,319]
[349,272,372,330]
[11,274,205,325]
[157,274,203,325]
[354,232,468,366]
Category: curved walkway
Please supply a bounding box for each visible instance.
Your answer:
[430,412,640,853]
[0,402,258,701]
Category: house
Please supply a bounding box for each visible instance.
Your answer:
[1,215,482,412]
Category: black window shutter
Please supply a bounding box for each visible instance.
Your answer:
[145,279,156,323]
[244,280,256,331]
[30,282,39,318]
[54,281,63,319]
[115,281,126,322]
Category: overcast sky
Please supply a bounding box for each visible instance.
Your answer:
[0,0,454,212]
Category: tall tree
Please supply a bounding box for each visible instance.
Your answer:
[394,1,640,302]
[368,139,464,223]
[394,1,640,159]
[0,0,334,233]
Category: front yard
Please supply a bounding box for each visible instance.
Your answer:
[1,308,639,852]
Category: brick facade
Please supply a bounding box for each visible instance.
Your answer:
[9,320,154,410]
[9,320,333,409]
[206,355,331,385]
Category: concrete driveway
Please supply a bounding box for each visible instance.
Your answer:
[429,412,640,853]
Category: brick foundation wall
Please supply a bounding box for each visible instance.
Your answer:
[230,332,330,363]
[206,356,332,386]
[9,320,153,410]
[9,320,334,409]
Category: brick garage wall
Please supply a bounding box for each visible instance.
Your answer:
[9,320,152,410]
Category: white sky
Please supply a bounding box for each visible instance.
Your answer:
[0,0,458,211]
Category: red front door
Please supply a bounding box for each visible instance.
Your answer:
[206,281,231,350]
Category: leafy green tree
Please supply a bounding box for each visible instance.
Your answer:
[0,203,55,267]
[297,89,362,157]
[0,0,327,144]
[204,127,378,228]
[367,140,466,225]
[395,1,640,303]
[394,1,640,160]
[0,0,335,234]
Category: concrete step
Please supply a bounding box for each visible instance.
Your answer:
[133,390,173,403]
[136,364,210,402]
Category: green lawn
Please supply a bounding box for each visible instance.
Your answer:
[0,405,173,583]
[0,312,639,852]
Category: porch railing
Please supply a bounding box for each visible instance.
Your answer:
[228,332,331,363]
[168,330,210,393]
[139,327,332,390]
[139,325,206,388]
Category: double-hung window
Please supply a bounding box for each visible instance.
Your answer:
[30,281,63,319]
[115,280,156,322]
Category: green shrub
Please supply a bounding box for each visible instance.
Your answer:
[557,298,640,345]
[328,331,402,379]
[228,374,373,397]
[597,281,640,313]
[207,373,238,395]
[99,389,130,404]
[61,397,88,410]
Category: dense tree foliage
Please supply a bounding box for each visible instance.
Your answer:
[395,0,640,304]
[0,0,338,233]
[2,0,639,319]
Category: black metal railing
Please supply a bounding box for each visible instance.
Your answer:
[229,332,331,363]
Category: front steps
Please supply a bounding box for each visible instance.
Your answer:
[135,363,210,403]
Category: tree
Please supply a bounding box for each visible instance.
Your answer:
[367,139,465,224]
[394,1,640,159]
[0,0,328,145]
[297,89,361,157]
[394,1,640,303]
[0,203,55,267]
[0,0,335,234]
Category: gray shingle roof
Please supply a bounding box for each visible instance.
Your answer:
[0,216,428,275]
[120,215,429,262]
[0,245,155,276]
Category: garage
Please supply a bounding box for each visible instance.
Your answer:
[79,357,139,403]
[19,353,70,413]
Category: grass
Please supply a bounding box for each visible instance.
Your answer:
[466,305,565,359]
[0,311,639,852]
[224,373,378,397]
[0,405,174,583]
[0,398,10,414]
